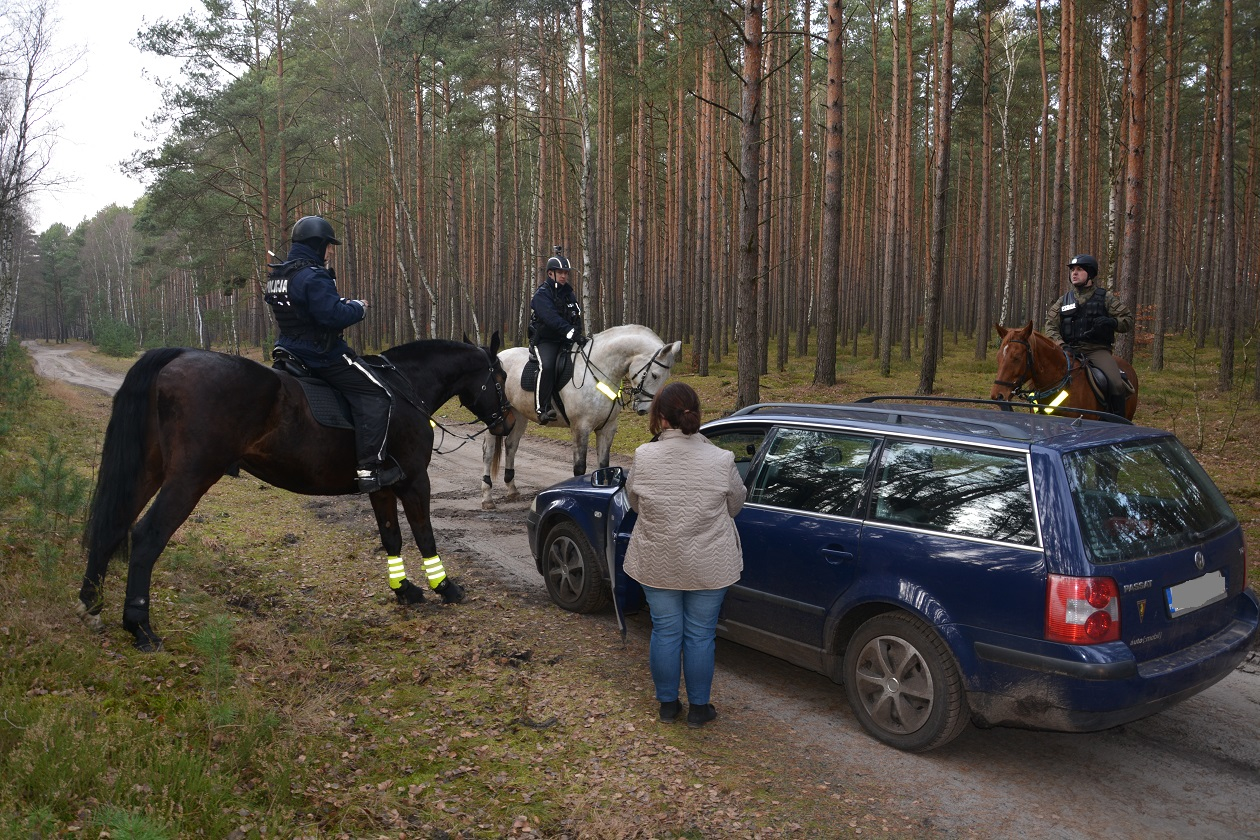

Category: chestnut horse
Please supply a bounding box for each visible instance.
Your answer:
[80,336,516,651]
[990,322,1138,421]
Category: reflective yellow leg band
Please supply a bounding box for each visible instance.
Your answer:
[387,556,407,590]
[595,381,620,401]
[422,555,447,588]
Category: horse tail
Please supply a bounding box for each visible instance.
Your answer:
[81,348,186,608]
[490,432,503,479]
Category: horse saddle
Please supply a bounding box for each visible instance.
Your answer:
[269,347,396,430]
[520,345,575,395]
[1079,355,1134,405]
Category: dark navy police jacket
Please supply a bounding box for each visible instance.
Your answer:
[529,277,582,342]
[265,242,366,367]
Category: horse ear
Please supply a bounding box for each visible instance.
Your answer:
[1022,320,1034,332]
[462,332,473,346]
[995,323,1007,338]
[490,331,501,354]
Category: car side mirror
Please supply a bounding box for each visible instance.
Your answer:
[591,466,627,488]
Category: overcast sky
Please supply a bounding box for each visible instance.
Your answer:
[30,0,197,232]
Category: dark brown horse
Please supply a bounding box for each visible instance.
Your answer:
[990,322,1139,420]
[79,336,516,651]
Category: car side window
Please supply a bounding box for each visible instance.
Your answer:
[748,428,877,518]
[704,429,768,481]
[871,440,1038,546]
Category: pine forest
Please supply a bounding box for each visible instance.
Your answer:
[8,0,1260,401]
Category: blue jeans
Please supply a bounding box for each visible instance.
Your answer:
[639,585,729,706]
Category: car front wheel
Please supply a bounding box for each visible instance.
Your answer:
[541,520,610,614]
[843,613,970,752]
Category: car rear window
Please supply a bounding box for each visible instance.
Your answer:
[1062,438,1237,564]
[870,441,1038,546]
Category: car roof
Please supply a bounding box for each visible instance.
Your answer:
[708,397,1170,451]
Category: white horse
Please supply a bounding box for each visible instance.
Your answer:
[481,324,682,509]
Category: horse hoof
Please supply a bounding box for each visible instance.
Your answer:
[394,579,426,606]
[434,578,465,604]
[130,628,164,653]
[75,601,105,633]
[481,500,496,511]
[503,491,520,503]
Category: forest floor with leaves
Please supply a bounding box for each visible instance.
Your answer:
[4,336,1259,839]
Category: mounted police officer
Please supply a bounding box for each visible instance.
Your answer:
[529,246,584,423]
[1044,254,1134,418]
[265,215,402,493]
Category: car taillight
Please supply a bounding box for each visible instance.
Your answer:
[1046,574,1120,644]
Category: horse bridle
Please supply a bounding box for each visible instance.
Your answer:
[993,337,1035,395]
[626,347,671,405]
[994,337,1074,404]
[467,351,513,432]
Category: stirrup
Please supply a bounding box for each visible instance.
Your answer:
[356,461,404,494]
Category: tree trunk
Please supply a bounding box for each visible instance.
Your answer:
[1114,0,1146,363]
[796,0,815,359]
[973,10,992,359]
[1032,0,1051,322]
[1217,0,1236,390]
[736,0,764,408]
[919,0,953,394]
[813,0,845,386]
[879,1,900,377]
[1151,0,1180,370]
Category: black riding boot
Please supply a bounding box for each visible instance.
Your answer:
[350,406,403,492]
[534,342,561,423]
[318,359,403,492]
[1106,392,1128,421]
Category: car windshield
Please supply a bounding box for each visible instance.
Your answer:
[1062,438,1237,564]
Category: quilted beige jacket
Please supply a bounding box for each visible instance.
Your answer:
[623,429,746,590]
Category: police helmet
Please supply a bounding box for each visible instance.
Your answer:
[1068,254,1098,280]
[292,215,341,246]
[546,247,571,273]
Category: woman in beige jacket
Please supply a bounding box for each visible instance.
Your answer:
[624,382,745,727]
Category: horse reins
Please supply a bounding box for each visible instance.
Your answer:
[572,337,670,429]
[379,350,513,452]
[995,337,1076,406]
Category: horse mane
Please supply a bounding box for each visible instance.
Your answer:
[381,338,476,365]
[596,323,663,342]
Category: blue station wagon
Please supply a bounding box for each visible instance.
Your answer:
[526,399,1259,751]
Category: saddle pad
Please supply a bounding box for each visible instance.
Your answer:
[295,378,355,429]
[521,356,539,392]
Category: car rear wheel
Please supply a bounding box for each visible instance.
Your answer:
[541,520,610,614]
[843,613,970,752]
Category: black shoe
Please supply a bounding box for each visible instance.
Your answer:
[537,408,557,424]
[356,461,405,494]
[659,700,681,724]
[686,703,717,728]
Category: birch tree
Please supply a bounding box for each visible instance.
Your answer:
[0,0,75,351]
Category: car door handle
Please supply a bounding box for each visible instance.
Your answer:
[822,547,854,565]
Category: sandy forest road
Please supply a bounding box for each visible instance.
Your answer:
[25,340,1260,840]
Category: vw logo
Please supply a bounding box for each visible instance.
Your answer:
[1194,551,1205,571]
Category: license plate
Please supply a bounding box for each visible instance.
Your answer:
[1165,571,1226,618]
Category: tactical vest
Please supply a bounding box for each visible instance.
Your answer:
[1059,287,1111,345]
[265,259,319,339]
